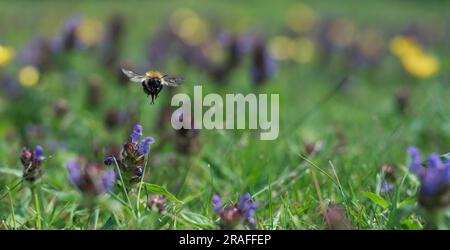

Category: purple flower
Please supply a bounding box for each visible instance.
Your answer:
[51,16,82,53]
[34,145,45,163]
[212,193,258,229]
[212,195,224,214]
[0,76,22,99]
[100,14,125,68]
[105,124,155,185]
[250,39,277,85]
[408,146,422,174]
[67,158,116,197]
[240,193,252,208]
[408,147,450,209]
[131,124,143,144]
[18,38,51,69]
[20,145,45,183]
[102,169,116,193]
[239,193,257,227]
[139,137,155,155]
[68,160,82,186]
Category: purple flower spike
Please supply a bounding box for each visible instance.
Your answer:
[102,170,116,193]
[131,124,143,144]
[407,146,422,174]
[139,137,155,155]
[240,193,251,206]
[68,159,116,196]
[212,195,223,214]
[428,154,444,170]
[245,202,257,221]
[34,145,44,156]
[240,194,257,227]
[421,169,442,195]
[106,124,155,186]
[20,146,45,183]
[67,160,81,187]
[34,145,45,163]
[213,193,258,229]
[408,146,450,209]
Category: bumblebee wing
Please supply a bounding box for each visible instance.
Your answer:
[162,76,184,87]
[121,68,147,83]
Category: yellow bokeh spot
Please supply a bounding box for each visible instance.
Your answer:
[202,41,225,64]
[285,3,318,33]
[269,36,297,61]
[170,8,210,45]
[19,66,40,87]
[0,45,15,66]
[401,52,439,79]
[390,36,439,78]
[294,38,315,63]
[389,36,420,57]
[76,19,104,46]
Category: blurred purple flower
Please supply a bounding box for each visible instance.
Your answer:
[102,169,116,193]
[146,26,177,67]
[218,32,252,57]
[18,38,51,69]
[20,145,45,183]
[408,146,450,209]
[100,14,125,68]
[212,195,223,214]
[408,146,422,174]
[207,33,251,82]
[67,158,116,196]
[68,160,82,186]
[0,76,22,99]
[212,193,258,229]
[250,39,277,85]
[51,16,82,53]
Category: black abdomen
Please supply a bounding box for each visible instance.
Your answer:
[142,78,164,104]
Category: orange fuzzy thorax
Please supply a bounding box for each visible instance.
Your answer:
[145,71,163,79]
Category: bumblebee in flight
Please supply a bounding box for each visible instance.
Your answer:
[121,68,184,104]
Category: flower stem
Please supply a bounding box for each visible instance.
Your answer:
[112,157,134,216]
[31,187,42,230]
[136,152,150,218]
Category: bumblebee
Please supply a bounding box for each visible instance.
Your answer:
[121,68,184,104]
